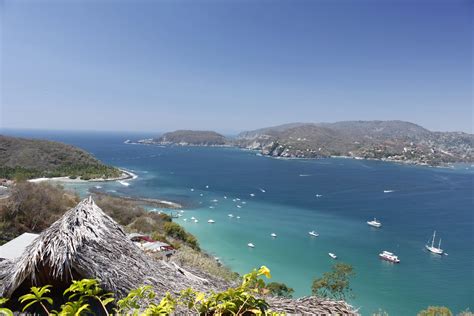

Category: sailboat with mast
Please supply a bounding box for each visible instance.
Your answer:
[425,231,444,255]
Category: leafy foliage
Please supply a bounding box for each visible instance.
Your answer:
[417,306,453,316]
[0,182,79,238]
[1,266,276,315]
[266,282,294,298]
[163,222,200,250]
[311,262,355,300]
[18,285,53,314]
[0,298,13,316]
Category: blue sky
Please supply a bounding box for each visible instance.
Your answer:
[1,0,472,133]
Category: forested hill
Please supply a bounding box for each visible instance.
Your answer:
[144,130,229,146]
[235,120,473,166]
[0,135,121,180]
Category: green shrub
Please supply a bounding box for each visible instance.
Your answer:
[266,282,294,298]
[312,262,355,300]
[417,306,453,316]
[163,222,200,250]
[1,267,275,315]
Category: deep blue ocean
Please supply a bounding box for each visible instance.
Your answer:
[3,130,473,315]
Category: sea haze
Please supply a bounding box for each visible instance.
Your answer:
[5,130,473,315]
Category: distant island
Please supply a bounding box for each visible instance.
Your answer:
[131,121,473,166]
[0,135,123,180]
[135,130,230,146]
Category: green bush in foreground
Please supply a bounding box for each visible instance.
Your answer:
[265,282,294,298]
[311,262,355,300]
[0,266,274,315]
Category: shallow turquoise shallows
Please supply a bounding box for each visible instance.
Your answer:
[11,131,473,315]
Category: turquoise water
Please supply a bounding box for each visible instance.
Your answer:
[5,131,473,315]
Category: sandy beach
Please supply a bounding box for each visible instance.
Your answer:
[28,169,136,184]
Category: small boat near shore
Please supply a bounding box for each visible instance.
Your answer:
[425,231,444,255]
[208,219,215,224]
[271,233,277,238]
[328,253,337,259]
[379,250,400,263]
[309,231,319,237]
[248,243,255,248]
[228,214,234,218]
[367,218,382,228]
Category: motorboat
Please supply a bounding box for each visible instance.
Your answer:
[328,253,337,259]
[379,250,400,263]
[367,218,382,228]
[309,231,319,237]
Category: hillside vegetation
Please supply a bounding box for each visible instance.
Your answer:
[235,121,473,166]
[0,135,121,180]
[133,121,473,166]
[140,130,229,146]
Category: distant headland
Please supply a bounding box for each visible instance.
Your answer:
[0,135,122,180]
[128,120,473,167]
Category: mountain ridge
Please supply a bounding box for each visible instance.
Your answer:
[133,120,473,166]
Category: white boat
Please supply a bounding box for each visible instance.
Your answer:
[425,231,444,255]
[228,214,234,218]
[383,190,394,193]
[260,188,266,193]
[250,193,255,197]
[190,188,194,191]
[208,219,215,223]
[237,205,242,208]
[367,218,382,228]
[236,216,241,219]
[271,233,277,238]
[190,216,195,220]
[379,250,400,263]
[205,185,209,189]
[183,218,187,221]
[194,219,199,223]
[211,199,218,203]
[315,194,323,198]
[309,231,319,237]
[247,243,255,248]
[328,253,337,259]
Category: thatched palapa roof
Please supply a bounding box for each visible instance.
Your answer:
[0,197,221,299]
[0,197,359,315]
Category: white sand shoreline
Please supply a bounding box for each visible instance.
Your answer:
[28,169,137,184]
